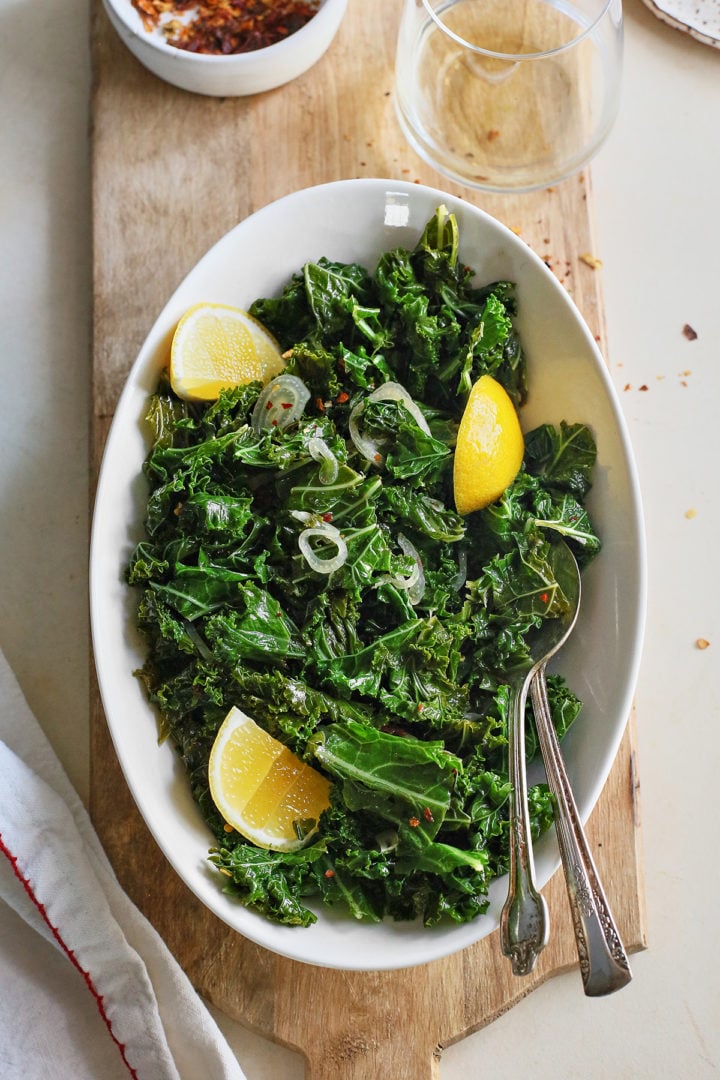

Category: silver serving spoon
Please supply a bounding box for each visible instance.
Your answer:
[529,541,632,996]
[499,540,581,975]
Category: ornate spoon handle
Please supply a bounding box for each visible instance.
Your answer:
[530,666,632,996]
[500,674,549,975]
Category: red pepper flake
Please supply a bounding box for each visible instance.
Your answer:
[315,397,325,412]
[408,817,420,828]
[281,401,293,409]
[417,703,424,712]
[540,592,549,604]
[324,868,336,878]
[132,0,321,55]
[373,452,382,463]
[639,384,649,392]
[682,323,698,341]
[336,390,350,404]
[322,512,333,522]
[422,807,434,823]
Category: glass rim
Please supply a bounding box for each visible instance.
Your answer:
[420,0,615,61]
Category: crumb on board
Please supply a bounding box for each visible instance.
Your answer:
[682,323,698,340]
[685,508,697,519]
[696,638,710,650]
[580,252,603,269]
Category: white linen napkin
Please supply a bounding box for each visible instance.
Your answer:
[0,647,247,1080]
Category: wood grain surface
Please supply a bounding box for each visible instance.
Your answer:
[90,1,647,1075]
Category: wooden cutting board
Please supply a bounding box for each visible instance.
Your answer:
[89,2,647,1075]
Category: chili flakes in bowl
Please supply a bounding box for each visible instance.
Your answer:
[132,0,321,55]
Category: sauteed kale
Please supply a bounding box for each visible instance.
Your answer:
[127,209,600,927]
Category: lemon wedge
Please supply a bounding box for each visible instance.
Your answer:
[208,706,331,852]
[453,374,524,514]
[169,302,286,401]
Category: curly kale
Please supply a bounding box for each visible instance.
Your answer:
[128,208,599,927]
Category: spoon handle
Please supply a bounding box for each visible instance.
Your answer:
[530,666,632,996]
[500,677,549,976]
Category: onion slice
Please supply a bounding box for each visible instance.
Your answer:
[376,532,426,604]
[368,381,432,435]
[348,401,385,466]
[251,374,311,434]
[298,522,348,575]
[398,533,425,605]
[375,828,399,853]
[348,380,432,466]
[454,549,468,591]
[307,436,339,484]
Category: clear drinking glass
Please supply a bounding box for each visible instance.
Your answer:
[394,0,623,193]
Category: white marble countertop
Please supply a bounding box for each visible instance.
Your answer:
[1,0,718,1075]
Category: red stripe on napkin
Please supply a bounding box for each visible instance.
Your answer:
[0,832,139,1079]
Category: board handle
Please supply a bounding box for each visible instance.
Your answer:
[304,1039,440,1080]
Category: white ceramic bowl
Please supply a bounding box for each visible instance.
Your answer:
[101,0,348,97]
[90,178,646,971]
